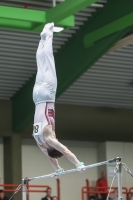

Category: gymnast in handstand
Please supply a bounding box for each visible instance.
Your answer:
[33,23,84,175]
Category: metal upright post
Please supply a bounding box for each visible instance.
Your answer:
[22,179,27,200]
[117,160,123,200]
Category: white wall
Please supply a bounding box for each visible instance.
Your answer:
[0,137,4,187]
[22,139,98,200]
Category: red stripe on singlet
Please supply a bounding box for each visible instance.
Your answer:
[45,102,50,125]
[45,102,55,125]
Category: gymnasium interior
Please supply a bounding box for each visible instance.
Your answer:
[0,0,133,200]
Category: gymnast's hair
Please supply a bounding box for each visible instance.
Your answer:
[47,148,63,158]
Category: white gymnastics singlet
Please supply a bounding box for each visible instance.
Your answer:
[32,23,56,145]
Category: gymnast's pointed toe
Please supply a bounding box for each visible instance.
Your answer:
[40,22,54,39]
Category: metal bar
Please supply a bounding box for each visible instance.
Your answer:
[25,158,118,182]
[117,163,123,200]
[22,179,27,200]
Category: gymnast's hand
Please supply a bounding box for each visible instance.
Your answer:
[76,162,86,173]
[52,168,64,178]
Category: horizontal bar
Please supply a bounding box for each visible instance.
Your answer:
[24,158,118,182]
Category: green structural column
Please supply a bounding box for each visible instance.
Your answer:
[4,133,22,200]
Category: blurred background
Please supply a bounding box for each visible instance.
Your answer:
[0,0,133,200]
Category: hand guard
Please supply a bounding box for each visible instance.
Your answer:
[54,168,64,178]
[76,162,85,172]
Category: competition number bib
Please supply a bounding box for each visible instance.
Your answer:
[33,122,42,135]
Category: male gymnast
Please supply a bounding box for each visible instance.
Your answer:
[32,22,85,175]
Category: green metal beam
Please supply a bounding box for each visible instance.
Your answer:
[84,0,133,47]
[12,0,133,132]
[0,6,74,32]
[46,0,99,23]
[0,0,99,33]
[55,28,132,97]
[33,15,74,32]
[0,6,46,23]
[55,0,133,96]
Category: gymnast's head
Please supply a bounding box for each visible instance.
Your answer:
[47,148,63,158]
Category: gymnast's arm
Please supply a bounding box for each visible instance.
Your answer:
[45,134,80,166]
[37,143,61,170]
[48,139,80,166]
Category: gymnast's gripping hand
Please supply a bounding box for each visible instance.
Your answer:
[76,162,86,173]
[52,168,64,179]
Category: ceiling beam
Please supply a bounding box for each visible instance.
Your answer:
[0,6,46,23]
[46,0,99,23]
[84,0,133,47]
[0,5,74,32]
[0,0,99,33]
[12,0,133,132]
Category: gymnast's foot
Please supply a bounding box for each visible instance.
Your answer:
[40,22,54,39]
